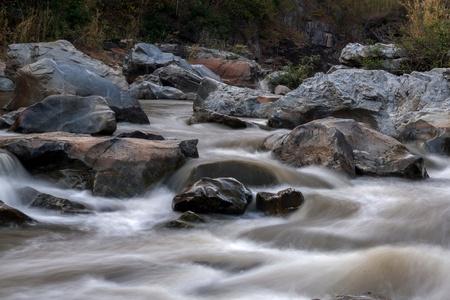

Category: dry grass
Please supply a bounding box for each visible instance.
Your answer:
[403,0,449,39]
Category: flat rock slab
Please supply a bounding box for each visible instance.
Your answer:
[0,132,198,198]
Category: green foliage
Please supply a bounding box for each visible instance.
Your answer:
[278,55,321,89]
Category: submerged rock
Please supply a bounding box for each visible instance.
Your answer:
[10,95,117,135]
[18,186,91,214]
[0,132,198,198]
[0,200,36,227]
[256,188,304,216]
[172,177,252,215]
[162,211,206,229]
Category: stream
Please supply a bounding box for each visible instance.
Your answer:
[1,98,449,300]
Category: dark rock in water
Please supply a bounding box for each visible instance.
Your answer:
[332,292,392,300]
[0,200,36,226]
[256,188,304,216]
[172,177,252,215]
[10,95,117,135]
[268,118,428,179]
[5,58,149,124]
[117,131,164,140]
[18,186,91,214]
[161,211,206,229]
[178,211,206,223]
[0,132,198,198]
[188,108,249,129]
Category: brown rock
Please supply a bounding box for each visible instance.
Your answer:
[256,188,304,216]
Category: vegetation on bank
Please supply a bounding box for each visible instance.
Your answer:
[0,0,448,73]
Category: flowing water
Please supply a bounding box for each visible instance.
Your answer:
[0,98,449,300]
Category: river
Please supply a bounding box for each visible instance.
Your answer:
[0,96,449,300]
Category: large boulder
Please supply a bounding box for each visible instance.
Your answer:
[0,200,36,227]
[0,132,198,198]
[123,43,198,83]
[172,177,252,215]
[4,58,149,124]
[153,63,202,93]
[339,42,406,73]
[188,47,268,88]
[10,95,117,135]
[6,40,128,90]
[267,118,428,179]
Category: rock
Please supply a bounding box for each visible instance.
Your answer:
[0,200,36,227]
[0,132,198,198]
[124,43,196,83]
[191,64,222,82]
[305,20,335,48]
[257,95,282,103]
[4,58,149,124]
[10,95,117,135]
[0,77,14,91]
[339,42,406,73]
[18,186,91,214]
[153,63,203,93]
[117,131,164,140]
[172,177,252,215]
[162,211,206,229]
[188,108,250,129]
[6,40,128,90]
[274,85,291,95]
[256,188,304,216]
[332,292,392,300]
[0,108,25,129]
[129,81,185,100]
[268,68,450,143]
[269,118,428,179]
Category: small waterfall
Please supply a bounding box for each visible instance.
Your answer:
[0,149,29,206]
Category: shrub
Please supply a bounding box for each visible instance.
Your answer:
[399,0,450,71]
[278,55,320,89]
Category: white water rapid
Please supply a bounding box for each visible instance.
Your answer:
[1,100,449,300]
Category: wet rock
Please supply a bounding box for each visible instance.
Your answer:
[0,200,36,227]
[256,188,304,216]
[179,139,199,158]
[163,219,195,229]
[0,132,198,198]
[0,108,25,129]
[172,177,252,215]
[269,118,428,179]
[5,58,149,124]
[117,131,164,140]
[6,40,128,90]
[332,292,392,300]
[129,81,185,100]
[18,186,91,214]
[162,211,206,229]
[188,108,250,129]
[10,95,116,135]
[178,211,206,223]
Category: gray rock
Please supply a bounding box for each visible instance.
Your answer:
[10,95,117,135]
[6,40,128,90]
[5,58,149,124]
[0,133,198,198]
[129,81,186,100]
[256,188,304,216]
[191,64,222,82]
[0,108,25,129]
[274,85,291,95]
[0,77,14,91]
[269,118,428,179]
[172,177,252,215]
[305,20,335,48]
[153,63,202,93]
